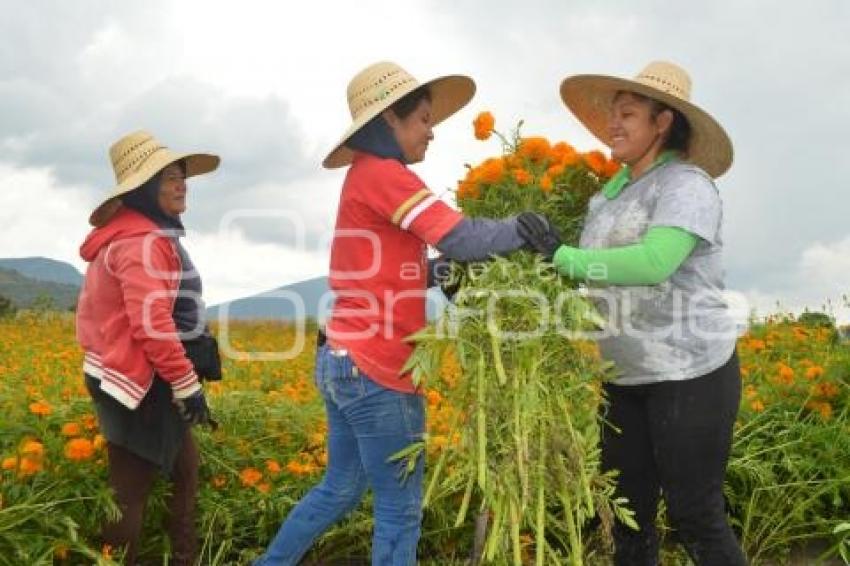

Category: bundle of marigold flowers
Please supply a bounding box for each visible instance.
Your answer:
[403,113,635,565]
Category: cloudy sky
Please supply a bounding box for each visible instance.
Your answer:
[1,1,847,319]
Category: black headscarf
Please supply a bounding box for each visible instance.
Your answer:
[344,114,406,163]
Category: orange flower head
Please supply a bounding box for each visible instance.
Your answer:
[473,111,495,141]
[2,456,18,471]
[93,434,107,451]
[583,150,607,176]
[550,142,578,166]
[804,365,825,380]
[65,438,95,461]
[20,440,45,458]
[750,399,765,412]
[512,168,532,186]
[18,456,42,476]
[602,158,622,178]
[61,422,82,437]
[240,467,263,487]
[211,475,227,488]
[457,179,480,200]
[477,158,506,184]
[518,137,551,162]
[426,389,443,407]
[776,363,795,385]
[540,174,554,193]
[266,459,282,475]
[81,413,98,431]
[29,400,52,416]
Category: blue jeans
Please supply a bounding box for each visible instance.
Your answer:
[255,345,426,565]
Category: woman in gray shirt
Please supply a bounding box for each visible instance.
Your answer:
[520,61,746,565]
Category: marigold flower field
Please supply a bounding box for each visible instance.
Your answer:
[0,311,848,564]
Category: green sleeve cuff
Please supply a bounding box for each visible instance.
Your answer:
[552,226,699,285]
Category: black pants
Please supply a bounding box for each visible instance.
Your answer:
[601,351,748,566]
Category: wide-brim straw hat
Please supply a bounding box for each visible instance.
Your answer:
[89,130,220,226]
[560,61,733,178]
[323,61,476,169]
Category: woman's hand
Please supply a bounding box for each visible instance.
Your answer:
[174,389,213,426]
[516,212,563,261]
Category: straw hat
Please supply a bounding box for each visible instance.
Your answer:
[560,61,733,178]
[323,61,476,169]
[89,130,220,226]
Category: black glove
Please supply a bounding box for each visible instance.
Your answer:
[429,257,463,301]
[516,212,563,262]
[173,389,213,427]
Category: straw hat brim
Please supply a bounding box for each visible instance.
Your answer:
[323,74,476,169]
[89,149,220,227]
[560,74,733,178]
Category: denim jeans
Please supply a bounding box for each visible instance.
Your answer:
[255,345,426,566]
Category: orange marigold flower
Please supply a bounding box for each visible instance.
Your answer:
[812,382,840,398]
[776,363,795,385]
[266,459,282,475]
[240,467,263,487]
[583,150,607,176]
[18,456,42,476]
[211,475,227,488]
[20,440,45,458]
[518,137,551,162]
[549,142,579,166]
[61,422,82,437]
[457,179,480,200]
[747,338,766,352]
[540,174,554,193]
[743,385,758,400]
[286,460,306,475]
[547,163,566,178]
[804,365,825,380]
[426,389,442,407]
[477,158,506,184]
[28,400,52,416]
[602,158,622,178]
[512,168,532,186]
[472,111,495,141]
[93,434,107,451]
[81,413,98,431]
[750,399,765,412]
[2,456,18,470]
[806,400,833,420]
[257,482,271,494]
[65,438,95,461]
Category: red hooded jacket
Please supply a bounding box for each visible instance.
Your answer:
[76,207,200,409]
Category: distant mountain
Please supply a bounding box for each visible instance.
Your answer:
[207,276,449,322]
[0,257,83,286]
[0,267,80,310]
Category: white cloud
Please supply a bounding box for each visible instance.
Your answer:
[0,163,94,273]
[183,228,328,307]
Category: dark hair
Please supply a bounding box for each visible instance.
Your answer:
[388,86,432,120]
[616,90,691,154]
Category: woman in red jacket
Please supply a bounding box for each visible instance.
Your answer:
[76,130,219,565]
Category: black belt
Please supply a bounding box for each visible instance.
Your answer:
[317,328,327,348]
